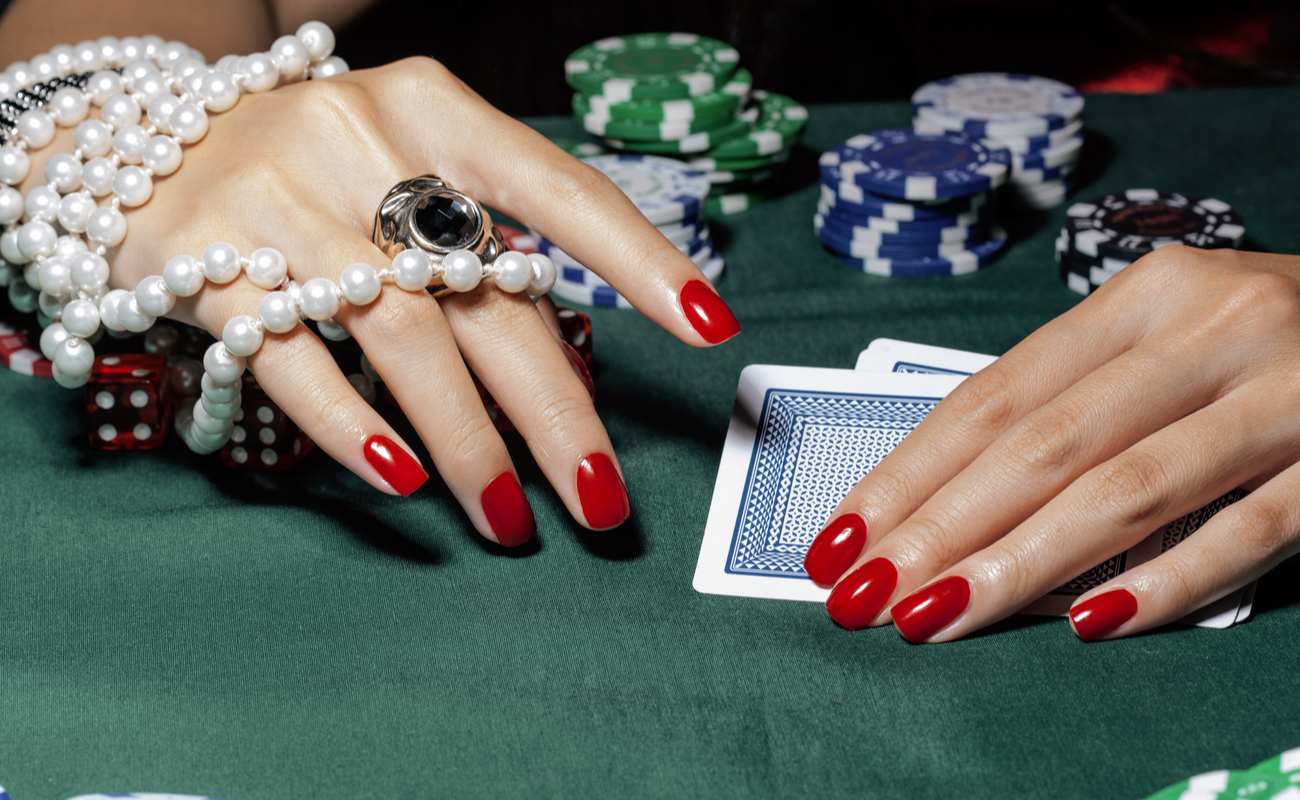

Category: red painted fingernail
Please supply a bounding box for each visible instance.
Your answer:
[575,453,629,529]
[1069,589,1138,641]
[804,513,869,587]
[826,558,898,630]
[480,472,535,547]
[891,575,970,643]
[560,341,595,398]
[363,434,428,496]
[679,279,740,344]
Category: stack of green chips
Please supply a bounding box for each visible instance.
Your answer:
[563,32,809,216]
[1144,746,1300,799]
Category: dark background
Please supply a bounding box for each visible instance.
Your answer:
[339,0,1300,116]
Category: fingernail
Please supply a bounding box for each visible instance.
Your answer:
[891,575,970,643]
[575,452,629,529]
[560,341,595,398]
[1069,589,1137,641]
[804,513,869,587]
[480,471,535,547]
[679,279,740,345]
[363,434,428,496]
[826,558,898,630]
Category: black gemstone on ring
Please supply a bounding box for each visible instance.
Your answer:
[413,193,477,249]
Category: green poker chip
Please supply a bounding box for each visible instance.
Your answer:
[605,108,754,154]
[574,93,742,140]
[686,152,790,172]
[564,32,742,102]
[701,90,809,160]
[582,69,752,123]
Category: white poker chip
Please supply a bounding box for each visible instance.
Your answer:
[581,154,710,225]
[912,73,1084,138]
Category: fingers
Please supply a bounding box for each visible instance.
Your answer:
[188,276,428,497]
[439,289,629,530]
[884,385,1298,642]
[1066,460,1300,641]
[351,58,740,348]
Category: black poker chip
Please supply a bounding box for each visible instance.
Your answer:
[1063,189,1244,262]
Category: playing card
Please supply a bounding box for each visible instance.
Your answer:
[853,338,1255,629]
[692,365,962,601]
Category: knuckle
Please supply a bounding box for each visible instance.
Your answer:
[1224,273,1300,327]
[944,366,1019,437]
[855,465,919,519]
[441,413,502,466]
[1228,498,1292,554]
[389,55,456,88]
[299,78,377,131]
[530,383,596,441]
[1159,550,1202,608]
[1004,404,1083,475]
[1088,451,1173,527]
[890,511,964,571]
[545,163,618,213]
[363,293,432,340]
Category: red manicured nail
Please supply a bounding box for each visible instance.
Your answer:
[575,453,629,529]
[480,472,535,547]
[891,575,970,643]
[826,558,898,630]
[679,279,740,344]
[363,434,428,496]
[804,513,869,587]
[560,341,595,398]
[1069,589,1138,641]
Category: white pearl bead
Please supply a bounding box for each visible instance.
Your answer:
[16,109,54,148]
[168,103,208,144]
[81,157,117,196]
[62,298,100,337]
[74,41,101,72]
[316,319,350,341]
[0,147,30,185]
[39,322,71,360]
[49,87,90,126]
[201,373,239,402]
[442,249,483,292]
[258,290,299,333]
[24,184,61,223]
[203,341,245,384]
[30,54,58,81]
[310,57,349,79]
[112,124,149,164]
[96,36,121,62]
[142,135,182,176]
[134,274,174,317]
[53,235,86,258]
[159,41,190,67]
[53,336,94,376]
[22,261,39,289]
[0,186,22,225]
[44,154,83,193]
[70,252,110,290]
[202,242,241,284]
[52,363,90,389]
[16,220,56,260]
[299,277,340,320]
[163,254,204,296]
[240,54,279,92]
[222,314,263,357]
[174,57,205,81]
[0,230,24,264]
[527,253,557,296]
[0,74,15,99]
[74,119,113,157]
[271,35,310,79]
[118,38,144,61]
[200,71,240,113]
[122,58,154,86]
[245,247,287,289]
[296,21,335,61]
[339,262,381,305]
[146,93,181,132]
[98,288,129,331]
[37,257,72,294]
[214,54,242,74]
[201,393,240,420]
[8,62,31,88]
[191,401,233,436]
[38,289,64,319]
[133,73,169,103]
[492,251,533,293]
[86,70,124,105]
[113,165,153,207]
[86,207,127,247]
[392,249,433,290]
[118,295,154,333]
[101,93,141,129]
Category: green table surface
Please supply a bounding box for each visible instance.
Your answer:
[4,87,1300,800]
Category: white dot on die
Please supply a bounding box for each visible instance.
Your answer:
[94,390,114,409]
[131,368,152,377]
[230,425,246,443]
[230,446,247,464]
[133,423,151,440]
[259,427,276,445]
[102,356,120,365]
[256,405,273,424]
[97,423,117,441]
[129,389,148,408]
[260,448,278,466]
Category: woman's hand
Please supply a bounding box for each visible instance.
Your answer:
[804,245,1300,641]
[22,56,740,545]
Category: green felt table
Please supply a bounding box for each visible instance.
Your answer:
[3,87,1300,800]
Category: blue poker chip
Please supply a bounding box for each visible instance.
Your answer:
[819,130,1011,201]
[911,73,1084,139]
[816,223,991,260]
[816,198,990,234]
[814,211,989,244]
[825,229,1008,277]
[816,184,988,223]
[1012,135,1083,171]
[580,154,709,225]
[0,787,8,800]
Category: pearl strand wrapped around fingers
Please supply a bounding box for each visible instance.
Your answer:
[0,22,349,389]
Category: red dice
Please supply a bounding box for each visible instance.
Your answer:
[86,353,172,450]
[556,307,593,369]
[219,374,314,470]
